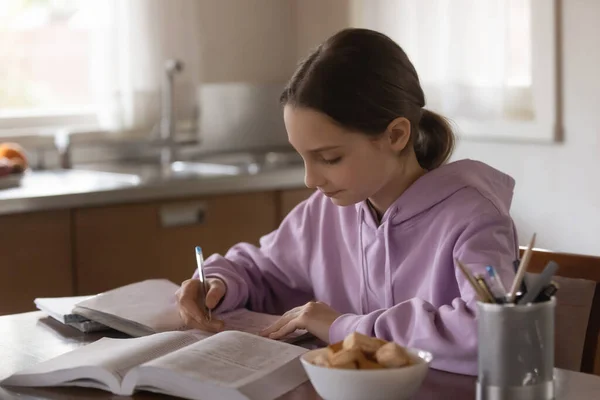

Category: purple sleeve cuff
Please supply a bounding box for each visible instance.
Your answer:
[190,265,249,314]
[329,313,369,343]
[206,273,242,314]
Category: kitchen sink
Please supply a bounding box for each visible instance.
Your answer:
[54,169,142,188]
[75,151,304,183]
[75,161,244,183]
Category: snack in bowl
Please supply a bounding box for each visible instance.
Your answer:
[300,332,433,400]
[310,332,411,370]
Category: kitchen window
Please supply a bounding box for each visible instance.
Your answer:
[351,0,561,142]
[0,0,99,133]
[0,0,202,138]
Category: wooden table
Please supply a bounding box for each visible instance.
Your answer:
[1,312,599,399]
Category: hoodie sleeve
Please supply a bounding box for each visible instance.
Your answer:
[328,212,518,375]
[193,194,316,316]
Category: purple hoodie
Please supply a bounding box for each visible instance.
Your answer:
[199,159,518,375]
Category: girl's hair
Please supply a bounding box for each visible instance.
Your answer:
[280,28,454,170]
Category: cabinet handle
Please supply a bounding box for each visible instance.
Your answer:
[159,201,207,228]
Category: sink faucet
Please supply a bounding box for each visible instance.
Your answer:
[55,129,72,169]
[49,59,185,171]
[160,59,184,171]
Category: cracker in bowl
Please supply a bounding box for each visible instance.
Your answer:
[312,332,411,370]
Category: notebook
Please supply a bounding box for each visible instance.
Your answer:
[71,279,309,342]
[1,329,308,400]
[34,296,109,333]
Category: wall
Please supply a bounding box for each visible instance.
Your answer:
[293,0,351,59]
[196,0,350,81]
[294,0,599,256]
[197,0,296,83]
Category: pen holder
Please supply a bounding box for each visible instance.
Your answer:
[476,297,555,400]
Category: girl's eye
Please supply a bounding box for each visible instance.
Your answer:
[322,157,342,165]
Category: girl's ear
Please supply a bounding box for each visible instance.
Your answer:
[386,117,411,153]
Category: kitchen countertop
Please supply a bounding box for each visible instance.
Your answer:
[0,163,307,216]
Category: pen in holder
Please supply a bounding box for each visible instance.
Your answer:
[476,297,555,400]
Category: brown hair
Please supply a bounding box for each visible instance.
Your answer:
[280,28,454,170]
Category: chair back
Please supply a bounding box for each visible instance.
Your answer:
[520,247,600,375]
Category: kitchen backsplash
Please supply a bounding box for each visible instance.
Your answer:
[195,82,290,155]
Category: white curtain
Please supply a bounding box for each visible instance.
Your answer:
[88,0,202,132]
[351,0,533,122]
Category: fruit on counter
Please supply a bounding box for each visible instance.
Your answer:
[0,158,12,177]
[0,142,28,173]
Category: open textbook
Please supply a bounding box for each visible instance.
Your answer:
[71,279,309,342]
[1,329,309,400]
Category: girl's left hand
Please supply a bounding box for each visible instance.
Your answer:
[259,301,341,343]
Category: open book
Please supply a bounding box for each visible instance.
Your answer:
[1,329,308,400]
[72,279,308,342]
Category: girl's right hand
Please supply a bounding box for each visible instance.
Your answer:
[176,278,226,332]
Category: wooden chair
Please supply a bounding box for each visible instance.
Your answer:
[519,247,600,375]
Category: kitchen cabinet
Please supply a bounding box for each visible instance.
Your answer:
[0,211,73,315]
[74,191,278,295]
[278,188,315,222]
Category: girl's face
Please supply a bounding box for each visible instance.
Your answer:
[284,105,406,207]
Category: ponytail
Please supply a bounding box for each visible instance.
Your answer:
[414,109,455,170]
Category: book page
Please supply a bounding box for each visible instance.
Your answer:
[139,330,307,388]
[219,309,308,340]
[4,331,205,382]
[74,279,185,333]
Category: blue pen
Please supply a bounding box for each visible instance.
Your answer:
[195,246,211,322]
[486,266,508,298]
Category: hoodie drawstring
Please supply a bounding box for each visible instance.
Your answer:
[383,208,398,308]
[358,207,369,314]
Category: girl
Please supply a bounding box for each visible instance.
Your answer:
[176,28,517,375]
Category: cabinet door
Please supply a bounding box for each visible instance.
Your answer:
[0,211,72,315]
[279,188,315,222]
[74,191,278,295]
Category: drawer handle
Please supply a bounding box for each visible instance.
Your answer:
[159,202,207,228]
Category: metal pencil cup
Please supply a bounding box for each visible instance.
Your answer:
[476,297,556,400]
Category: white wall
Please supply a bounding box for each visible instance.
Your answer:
[293,0,599,256]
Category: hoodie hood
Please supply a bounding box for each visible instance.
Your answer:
[356,159,515,226]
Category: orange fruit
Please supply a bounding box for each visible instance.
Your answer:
[0,142,28,170]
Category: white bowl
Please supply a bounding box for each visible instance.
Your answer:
[300,347,433,400]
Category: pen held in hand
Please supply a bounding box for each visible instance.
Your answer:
[195,246,212,322]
